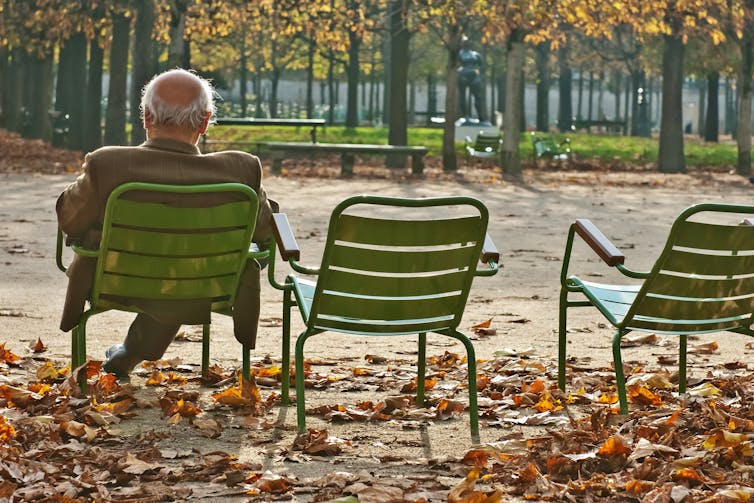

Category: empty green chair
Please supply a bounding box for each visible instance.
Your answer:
[559,203,754,413]
[464,132,503,160]
[56,182,268,383]
[531,132,571,161]
[267,195,499,439]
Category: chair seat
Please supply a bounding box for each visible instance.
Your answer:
[567,278,640,326]
[291,276,316,321]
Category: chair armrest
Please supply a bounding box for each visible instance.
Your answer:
[481,233,500,264]
[56,227,67,273]
[574,219,625,266]
[272,213,300,262]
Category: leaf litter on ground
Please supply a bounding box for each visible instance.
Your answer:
[3,335,754,501]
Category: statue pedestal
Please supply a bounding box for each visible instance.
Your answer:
[454,118,499,143]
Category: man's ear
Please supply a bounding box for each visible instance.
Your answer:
[198,112,211,135]
[143,108,153,130]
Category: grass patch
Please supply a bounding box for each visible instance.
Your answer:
[205,125,740,168]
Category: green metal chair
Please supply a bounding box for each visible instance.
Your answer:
[530,132,571,161]
[56,182,268,384]
[267,195,500,440]
[464,131,503,160]
[559,203,754,414]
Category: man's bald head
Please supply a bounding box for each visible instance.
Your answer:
[140,69,216,133]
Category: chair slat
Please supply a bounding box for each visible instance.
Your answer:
[97,273,237,300]
[576,280,640,305]
[323,268,470,297]
[313,316,454,335]
[335,214,483,246]
[627,317,749,334]
[315,292,463,321]
[110,199,253,229]
[648,273,754,299]
[674,221,754,251]
[633,295,754,321]
[103,250,244,279]
[663,249,754,276]
[328,243,477,274]
[107,228,249,256]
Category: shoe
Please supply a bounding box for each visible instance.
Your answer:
[102,344,137,379]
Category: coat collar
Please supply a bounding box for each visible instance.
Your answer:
[142,137,201,155]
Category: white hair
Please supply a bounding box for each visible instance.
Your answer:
[140,69,216,130]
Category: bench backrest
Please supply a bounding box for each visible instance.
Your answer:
[624,203,754,334]
[90,182,259,313]
[306,195,490,336]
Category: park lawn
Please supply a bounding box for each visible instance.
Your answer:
[208,125,740,168]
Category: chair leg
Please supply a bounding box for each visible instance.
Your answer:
[449,330,479,441]
[202,323,210,380]
[295,331,312,433]
[416,333,427,406]
[612,329,628,414]
[281,288,294,405]
[73,310,94,393]
[242,346,251,382]
[558,288,568,391]
[678,334,687,394]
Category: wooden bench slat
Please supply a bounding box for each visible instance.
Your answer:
[266,141,429,175]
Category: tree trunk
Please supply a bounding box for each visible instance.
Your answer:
[697,77,706,137]
[557,45,572,132]
[587,72,594,120]
[0,47,6,127]
[167,1,187,68]
[270,68,280,118]
[105,11,130,145]
[306,39,314,119]
[658,34,686,173]
[5,49,26,133]
[576,66,584,119]
[65,33,88,150]
[442,26,461,172]
[535,42,549,132]
[613,71,621,124]
[704,71,719,142]
[327,55,335,124]
[502,30,525,176]
[26,53,53,141]
[736,33,753,177]
[387,0,410,168]
[239,35,248,117]
[83,40,104,151]
[345,24,361,128]
[131,0,155,145]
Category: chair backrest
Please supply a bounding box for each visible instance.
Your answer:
[306,195,489,336]
[90,182,259,312]
[624,203,754,334]
[473,133,502,153]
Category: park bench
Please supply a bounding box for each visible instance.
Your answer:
[531,132,571,161]
[464,131,502,160]
[571,118,625,134]
[266,141,429,175]
[200,117,326,153]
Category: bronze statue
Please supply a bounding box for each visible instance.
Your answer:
[458,37,487,124]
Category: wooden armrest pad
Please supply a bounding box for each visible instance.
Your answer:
[272,213,300,261]
[574,219,625,266]
[481,233,500,263]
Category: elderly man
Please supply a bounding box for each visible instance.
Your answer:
[57,68,276,377]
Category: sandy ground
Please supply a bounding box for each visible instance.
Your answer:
[2,163,754,500]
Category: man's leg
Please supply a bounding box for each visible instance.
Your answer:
[232,262,261,349]
[103,314,181,376]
